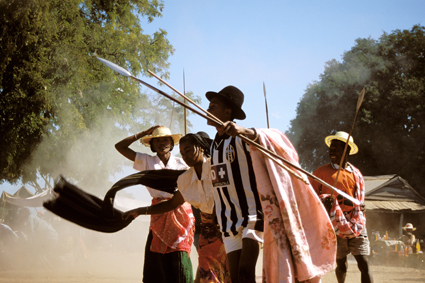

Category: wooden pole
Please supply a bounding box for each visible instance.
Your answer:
[331,88,365,196]
[1,193,6,222]
[183,69,187,135]
[169,101,175,129]
[95,56,359,204]
[263,82,270,128]
[146,70,360,204]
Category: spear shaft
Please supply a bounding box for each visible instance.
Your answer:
[183,70,187,135]
[331,88,365,197]
[263,82,270,128]
[96,56,360,205]
[146,71,359,204]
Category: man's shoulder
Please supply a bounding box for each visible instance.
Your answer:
[313,163,333,175]
[348,163,361,171]
[348,163,364,178]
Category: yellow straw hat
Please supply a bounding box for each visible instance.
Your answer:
[324,131,358,155]
[140,126,182,147]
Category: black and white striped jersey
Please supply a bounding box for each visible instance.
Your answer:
[210,133,264,237]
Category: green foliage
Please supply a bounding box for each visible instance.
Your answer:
[0,0,199,194]
[287,25,425,194]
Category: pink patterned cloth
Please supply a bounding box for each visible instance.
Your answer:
[150,197,195,254]
[250,129,336,283]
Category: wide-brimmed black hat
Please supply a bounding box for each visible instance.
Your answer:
[205,86,246,120]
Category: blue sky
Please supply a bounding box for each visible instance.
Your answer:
[1,1,424,196]
[142,0,424,140]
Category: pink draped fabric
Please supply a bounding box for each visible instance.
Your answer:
[250,129,336,283]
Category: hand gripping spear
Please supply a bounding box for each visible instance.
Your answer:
[96,57,360,205]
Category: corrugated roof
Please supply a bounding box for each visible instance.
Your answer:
[365,200,425,212]
[364,175,425,211]
[364,175,397,195]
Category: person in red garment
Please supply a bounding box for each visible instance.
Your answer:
[115,126,194,283]
[124,132,231,283]
[310,131,373,283]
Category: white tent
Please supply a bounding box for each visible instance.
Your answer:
[1,189,56,208]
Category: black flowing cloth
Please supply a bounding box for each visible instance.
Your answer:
[43,169,186,233]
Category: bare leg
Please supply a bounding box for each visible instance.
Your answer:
[226,238,260,283]
[354,255,373,283]
[227,249,242,283]
[335,257,347,283]
[239,238,260,283]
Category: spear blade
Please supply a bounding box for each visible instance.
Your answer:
[357,88,365,111]
[96,57,133,77]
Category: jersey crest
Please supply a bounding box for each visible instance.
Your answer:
[225,145,236,163]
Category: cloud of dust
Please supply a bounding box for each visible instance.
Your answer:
[0,83,194,280]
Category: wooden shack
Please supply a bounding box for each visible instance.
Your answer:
[364,175,425,240]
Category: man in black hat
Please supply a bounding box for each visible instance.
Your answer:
[206,85,263,283]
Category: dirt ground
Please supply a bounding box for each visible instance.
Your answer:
[1,219,424,283]
[321,262,425,283]
[1,249,425,283]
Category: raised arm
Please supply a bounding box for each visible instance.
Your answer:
[115,125,162,161]
[122,191,185,220]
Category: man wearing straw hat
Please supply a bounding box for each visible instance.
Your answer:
[310,131,373,283]
[115,126,194,283]
[400,223,417,254]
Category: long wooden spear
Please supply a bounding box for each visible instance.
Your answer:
[146,72,307,184]
[183,69,187,135]
[331,88,365,197]
[169,101,175,129]
[263,82,270,128]
[96,57,306,182]
[146,70,359,205]
[96,57,360,205]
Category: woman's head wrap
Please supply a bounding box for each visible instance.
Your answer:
[180,131,213,157]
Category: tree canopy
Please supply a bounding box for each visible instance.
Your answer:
[287,25,425,195]
[0,0,198,193]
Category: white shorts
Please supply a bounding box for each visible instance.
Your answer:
[222,225,263,253]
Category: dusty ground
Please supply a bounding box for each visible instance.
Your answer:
[2,220,424,282]
[1,249,425,283]
[321,263,425,283]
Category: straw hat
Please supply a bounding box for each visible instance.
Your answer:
[140,126,182,147]
[324,131,358,155]
[403,223,416,231]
